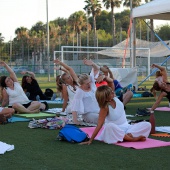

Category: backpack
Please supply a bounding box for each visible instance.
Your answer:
[57,124,89,143]
[135,108,150,117]
[44,88,54,100]
[142,91,153,97]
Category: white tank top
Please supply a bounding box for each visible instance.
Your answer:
[67,85,77,104]
[5,82,30,106]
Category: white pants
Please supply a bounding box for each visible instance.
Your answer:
[0,107,4,112]
[82,112,99,124]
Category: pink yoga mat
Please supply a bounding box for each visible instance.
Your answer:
[80,127,170,149]
[148,107,170,111]
[115,138,170,149]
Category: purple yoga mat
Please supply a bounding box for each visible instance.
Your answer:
[80,127,170,149]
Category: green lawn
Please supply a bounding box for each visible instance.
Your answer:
[1,76,170,170]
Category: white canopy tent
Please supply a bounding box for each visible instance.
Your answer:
[132,0,170,20]
[131,0,170,67]
[97,38,170,58]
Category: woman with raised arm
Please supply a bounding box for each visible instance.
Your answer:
[71,58,110,124]
[150,64,170,112]
[100,65,133,106]
[80,82,151,145]
[54,59,79,114]
[0,61,40,113]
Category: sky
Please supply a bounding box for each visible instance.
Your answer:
[0,0,170,42]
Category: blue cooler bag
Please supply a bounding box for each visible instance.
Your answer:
[57,124,89,143]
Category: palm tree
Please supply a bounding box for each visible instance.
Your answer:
[123,0,141,7]
[0,33,5,60]
[15,27,29,65]
[68,11,87,47]
[84,0,102,47]
[102,0,122,46]
[0,33,4,44]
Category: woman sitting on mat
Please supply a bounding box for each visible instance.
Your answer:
[0,61,41,114]
[54,59,79,115]
[150,63,170,111]
[71,59,115,125]
[21,71,48,101]
[80,83,151,145]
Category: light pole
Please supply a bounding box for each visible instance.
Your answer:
[86,8,89,59]
[46,0,50,81]
[10,37,12,66]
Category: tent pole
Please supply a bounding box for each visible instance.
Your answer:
[131,18,136,68]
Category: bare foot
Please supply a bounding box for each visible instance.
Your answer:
[127,133,133,138]
[133,136,146,142]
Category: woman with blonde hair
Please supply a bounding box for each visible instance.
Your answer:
[54,60,79,114]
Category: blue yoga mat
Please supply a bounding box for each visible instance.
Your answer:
[133,93,142,98]
[8,116,31,123]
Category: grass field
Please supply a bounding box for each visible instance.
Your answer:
[1,76,170,170]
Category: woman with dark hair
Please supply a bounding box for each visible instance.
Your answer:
[0,61,40,113]
[150,63,170,112]
[21,71,47,101]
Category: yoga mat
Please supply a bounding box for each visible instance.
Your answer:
[15,112,55,118]
[148,107,170,111]
[151,133,170,137]
[133,93,142,98]
[8,116,31,123]
[115,138,170,149]
[81,127,170,149]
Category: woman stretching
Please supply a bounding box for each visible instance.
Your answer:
[0,61,40,113]
[80,84,151,145]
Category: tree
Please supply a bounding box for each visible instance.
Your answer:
[156,24,170,41]
[123,0,141,7]
[68,11,87,47]
[15,27,29,64]
[84,0,102,47]
[102,0,122,45]
[0,33,4,44]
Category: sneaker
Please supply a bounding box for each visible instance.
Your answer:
[135,108,150,116]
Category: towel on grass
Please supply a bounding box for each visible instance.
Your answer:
[0,141,14,154]
[156,126,170,133]
[45,108,62,114]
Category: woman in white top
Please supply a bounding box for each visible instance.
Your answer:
[80,80,151,145]
[0,61,40,113]
[54,60,79,114]
[71,59,113,124]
